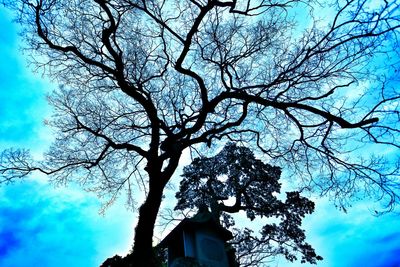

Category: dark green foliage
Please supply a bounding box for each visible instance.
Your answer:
[175,143,322,266]
[100,255,124,267]
[100,247,167,267]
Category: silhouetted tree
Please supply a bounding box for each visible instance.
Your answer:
[175,143,322,266]
[1,0,400,266]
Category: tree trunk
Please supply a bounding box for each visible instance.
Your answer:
[129,174,165,267]
[126,150,181,267]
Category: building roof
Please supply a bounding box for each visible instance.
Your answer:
[158,207,233,248]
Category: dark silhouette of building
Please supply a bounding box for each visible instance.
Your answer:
[158,206,237,267]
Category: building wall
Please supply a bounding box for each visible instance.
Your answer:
[195,229,229,267]
[183,230,196,258]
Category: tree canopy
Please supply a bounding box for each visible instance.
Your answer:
[175,143,322,266]
[1,0,400,266]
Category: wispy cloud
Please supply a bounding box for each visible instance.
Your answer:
[0,8,137,267]
[0,9,52,151]
[0,180,94,266]
[287,197,400,267]
[1,4,399,267]
[0,179,136,267]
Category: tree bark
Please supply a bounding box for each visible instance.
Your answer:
[129,177,164,267]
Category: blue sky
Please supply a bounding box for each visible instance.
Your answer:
[0,8,135,267]
[1,5,400,267]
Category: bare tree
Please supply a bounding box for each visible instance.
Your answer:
[1,0,400,266]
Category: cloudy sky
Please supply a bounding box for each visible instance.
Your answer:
[1,5,400,267]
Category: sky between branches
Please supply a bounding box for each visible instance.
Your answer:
[1,4,400,267]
